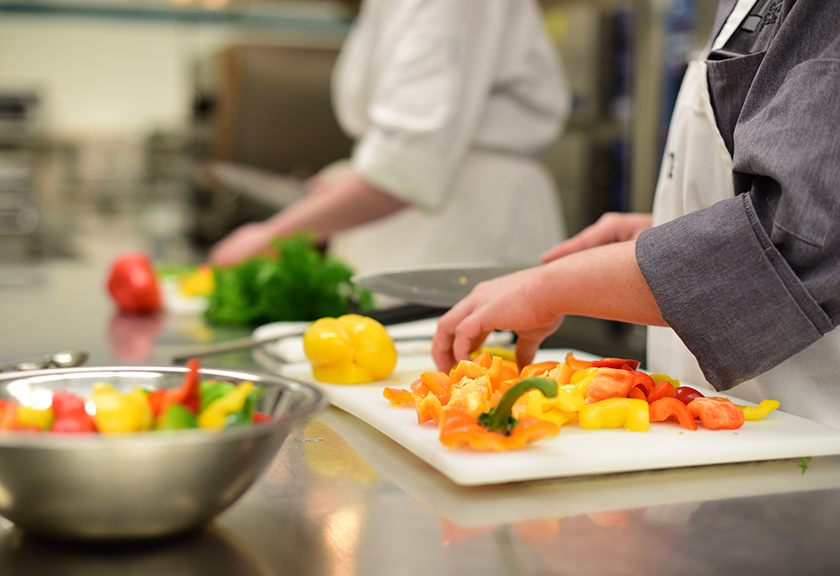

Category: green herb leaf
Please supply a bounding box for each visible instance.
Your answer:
[204,234,373,326]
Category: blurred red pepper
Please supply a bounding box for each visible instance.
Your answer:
[51,391,97,434]
[160,358,201,414]
[106,252,162,313]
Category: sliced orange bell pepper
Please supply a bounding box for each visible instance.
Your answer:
[687,397,745,430]
[383,387,418,407]
[416,392,442,425]
[439,406,560,451]
[519,361,559,379]
[649,397,697,431]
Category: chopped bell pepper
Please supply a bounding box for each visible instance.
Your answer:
[649,397,697,431]
[51,391,97,434]
[687,397,745,430]
[591,358,642,371]
[514,384,585,426]
[303,314,397,384]
[0,401,18,430]
[738,399,780,421]
[17,406,54,431]
[646,381,678,403]
[198,381,255,430]
[578,398,650,431]
[200,379,237,412]
[439,377,560,450]
[675,386,706,406]
[156,403,198,430]
[584,368,638,403]
[91,384,154,433]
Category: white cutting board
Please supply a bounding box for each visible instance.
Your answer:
[275,349,840,486]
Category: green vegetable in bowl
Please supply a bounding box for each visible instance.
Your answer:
[204,234,373,327]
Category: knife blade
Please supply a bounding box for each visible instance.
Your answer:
[352,263,536,308]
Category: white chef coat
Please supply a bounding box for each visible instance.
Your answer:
[326,0,571,277]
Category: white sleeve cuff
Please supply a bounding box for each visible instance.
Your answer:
[352,131,451,211]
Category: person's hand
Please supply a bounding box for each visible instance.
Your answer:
[208,221,276,267]
[541,212,652,263]
[432,266,564,372]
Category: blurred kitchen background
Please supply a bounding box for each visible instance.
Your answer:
[0,0,718,360]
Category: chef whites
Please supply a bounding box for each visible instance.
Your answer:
[326,0,572,277]
[645,0,840,427]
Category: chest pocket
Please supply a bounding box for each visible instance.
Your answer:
[706,51,766,156]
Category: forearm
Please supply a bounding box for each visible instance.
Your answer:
[264,170,408,243]
[533,240,666,327]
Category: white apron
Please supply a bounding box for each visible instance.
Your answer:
[646,0,840,427]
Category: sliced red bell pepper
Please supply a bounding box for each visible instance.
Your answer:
[591,358,642,371]
[687,397,745,430]
[647,381,677,403]
[51,391,97,433]
[163,357,201,414]
[675,386,706,406]
[649,397,697,431]
[584,368,637,403]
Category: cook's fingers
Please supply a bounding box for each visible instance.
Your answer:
[514,337,541,370]
[432,300,474,371]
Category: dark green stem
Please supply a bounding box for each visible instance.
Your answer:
[477,377,558,435]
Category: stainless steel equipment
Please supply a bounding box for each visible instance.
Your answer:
[0,365,326,540]
[352,263,535,308]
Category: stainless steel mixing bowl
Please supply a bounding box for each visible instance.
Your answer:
[0,366,327,540]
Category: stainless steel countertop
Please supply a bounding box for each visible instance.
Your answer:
[2,216,840,575]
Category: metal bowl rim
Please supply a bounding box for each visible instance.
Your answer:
[0,365,328,448]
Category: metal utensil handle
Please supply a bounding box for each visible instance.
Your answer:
[0,355,50,372]
[171,332,305,363]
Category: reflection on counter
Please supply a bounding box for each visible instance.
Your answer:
[0,524,272,576]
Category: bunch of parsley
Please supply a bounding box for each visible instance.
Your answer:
[204,235,373,326]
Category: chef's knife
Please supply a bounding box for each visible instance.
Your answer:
[352,263,536,309]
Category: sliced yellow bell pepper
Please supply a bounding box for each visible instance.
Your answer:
[515,384,585,426]
[569,367,599,394]
[738,399,780,420]
[91,383,153,434]
[198,381,255,430]
[17,406,54,431]
[578,398,650,431]
[303,314,397,384]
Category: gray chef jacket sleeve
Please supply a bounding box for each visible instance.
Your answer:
[636,0,840,390]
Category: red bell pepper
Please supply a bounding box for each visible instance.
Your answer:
[51,391,97,433]
[647,381,677,403]
[162,357,201,414]
[687,397,745,430]
[649,397,697,431]
[675,386,706,406]
[591,358,642,371]
[106,251,162,313]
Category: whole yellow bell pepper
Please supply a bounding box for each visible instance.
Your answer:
[303,314,397,384]
[578,398,650,432]
[91,383,153,434]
